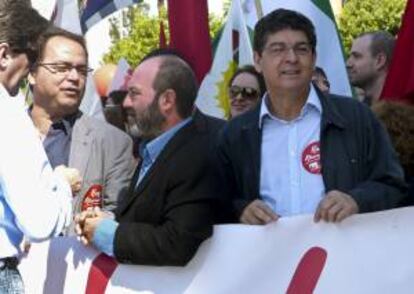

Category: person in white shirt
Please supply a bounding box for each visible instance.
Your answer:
[0,3,76,293]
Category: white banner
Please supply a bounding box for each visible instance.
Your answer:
[20,207,414,293]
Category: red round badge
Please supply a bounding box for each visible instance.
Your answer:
[301,142,322,174]
[81,184,103,211]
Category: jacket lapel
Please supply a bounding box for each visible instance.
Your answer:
[118,120,197,215]
[241,107,262,197]
[116,161,141,216]
[317,88,347,191]
[69,115,93,190]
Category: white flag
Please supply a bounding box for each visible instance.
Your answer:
[107,58,131,95]
[196,0,253,119]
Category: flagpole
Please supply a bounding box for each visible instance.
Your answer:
[254,0,263,19]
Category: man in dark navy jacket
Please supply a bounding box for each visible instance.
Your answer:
[215,9,406,225]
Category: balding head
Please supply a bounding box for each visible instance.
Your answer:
[151,55,198,118]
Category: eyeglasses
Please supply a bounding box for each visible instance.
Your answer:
[229,85,260,100]
[36,62,93,77]
[263,42,313,57]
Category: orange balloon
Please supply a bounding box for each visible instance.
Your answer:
[93,63,117,97]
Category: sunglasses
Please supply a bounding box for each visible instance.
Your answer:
[229,85,259,100]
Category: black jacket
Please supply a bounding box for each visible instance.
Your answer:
[215,90,407,222]
[114,112,223,266]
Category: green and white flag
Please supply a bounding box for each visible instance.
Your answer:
[243,0,352,97]
[196,0,253,119]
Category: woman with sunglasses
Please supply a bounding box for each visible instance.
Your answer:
[228,65,266,118]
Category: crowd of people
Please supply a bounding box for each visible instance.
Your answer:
[0,1,413,293]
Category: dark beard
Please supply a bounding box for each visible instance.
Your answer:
[135,98,165,141]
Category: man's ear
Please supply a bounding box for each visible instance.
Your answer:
[0,43,10,69]
[254,51,262,73]
[375,52,387,71]
[158,89,176,115]
[311,51,317,69]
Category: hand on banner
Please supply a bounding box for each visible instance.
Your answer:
[75,207,111,245]
[240,200,279,225]
[314,190,359,223]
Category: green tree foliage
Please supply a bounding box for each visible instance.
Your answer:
[339,0,406,55]
[103,4,224,67]
[103,4,155,67]
[209,13,224,41]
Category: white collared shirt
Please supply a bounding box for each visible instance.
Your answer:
[259,85,325,217]
[0,84,72,258]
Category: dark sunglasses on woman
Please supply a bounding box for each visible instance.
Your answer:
[229,85,259,100]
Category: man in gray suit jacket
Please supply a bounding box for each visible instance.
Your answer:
[28,26,135,229]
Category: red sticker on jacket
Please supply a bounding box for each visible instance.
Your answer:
[302,142,322,174]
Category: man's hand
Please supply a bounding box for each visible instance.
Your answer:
[75,207,110,245]
[55,165,82,194]
[314,190,359,223]
[81,215,104,245]
[240,200,279,225]
[74,208,96,241]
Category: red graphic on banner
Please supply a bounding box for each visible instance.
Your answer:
[84,247,326,293]
[286,246,327,294]
[302,142,322,174]
[81,185,103,211]
[85,253,118,294]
